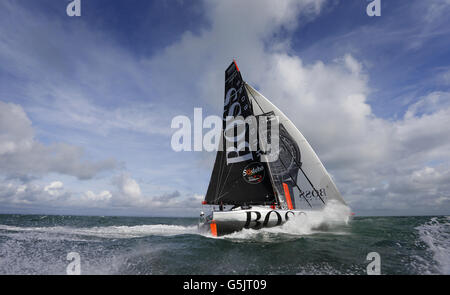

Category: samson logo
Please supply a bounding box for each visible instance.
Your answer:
[299,188,326,200]
[242,162,265,184]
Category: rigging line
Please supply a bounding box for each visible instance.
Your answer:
[215,151,231,200]
[217,139,227,184]
[247,83,284,205]
[278,137,325,205]
[218,161,234,198]
[215,151,225,200]
[262,157,282,207]
[247,83,323,205]
[216,118,237,199]
[247,84,279,202]
[245,83,265,114]
[211,115,226,200]
[217,100,232,197]
[244,85,281,204]
[276,155,313,208]
[212,165,233,202]
[217,127,248,198]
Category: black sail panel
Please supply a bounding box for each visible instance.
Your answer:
[204,61,276,205]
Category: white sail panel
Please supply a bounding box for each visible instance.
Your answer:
[245,83,346,206]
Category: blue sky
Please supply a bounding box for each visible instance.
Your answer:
[1,0,450,217]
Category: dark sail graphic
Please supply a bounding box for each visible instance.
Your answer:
[204,61,276,205]
[264,124,301,209]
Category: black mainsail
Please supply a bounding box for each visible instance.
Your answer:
[204,61,276,206]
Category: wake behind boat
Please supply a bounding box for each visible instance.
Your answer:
[199,60,349,237]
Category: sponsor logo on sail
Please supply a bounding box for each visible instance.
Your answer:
[299,188,327,199]
[242,162,265,184]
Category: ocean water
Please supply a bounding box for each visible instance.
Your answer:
[0,212,448,275]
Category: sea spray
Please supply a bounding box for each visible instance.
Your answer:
[0,224,199,239]
[218,201,352,240]
[415,216,450,274]
[278,200,352,235]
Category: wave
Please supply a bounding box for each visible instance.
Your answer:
[0,224,199,240]
[0,201,351,242]
[415,216,450,274]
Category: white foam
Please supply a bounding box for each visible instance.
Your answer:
[278,200,351,235]
[221,200,352,240]
[0,224,199,239]
[416,216,450,274]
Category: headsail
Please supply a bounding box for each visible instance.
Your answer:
[245,83,347,209]
[204,61,276,206]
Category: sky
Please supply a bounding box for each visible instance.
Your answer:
[0,0,449,217]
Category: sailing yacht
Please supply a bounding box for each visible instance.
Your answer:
[199,60,347,236]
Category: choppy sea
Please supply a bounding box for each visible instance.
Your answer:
[0,213,448,275]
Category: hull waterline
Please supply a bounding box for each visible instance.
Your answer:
[198,207,310,236]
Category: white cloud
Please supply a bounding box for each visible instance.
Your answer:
[81,190,112,203]
[405,91,450,119]
[0,174,203,216]
[255,56,450,214]
[0,101,34,156]
[108,173,200,213]
[0,180,67,207]
[0,101,117,180]
[43,181,64,196]
[112,173,143,205]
